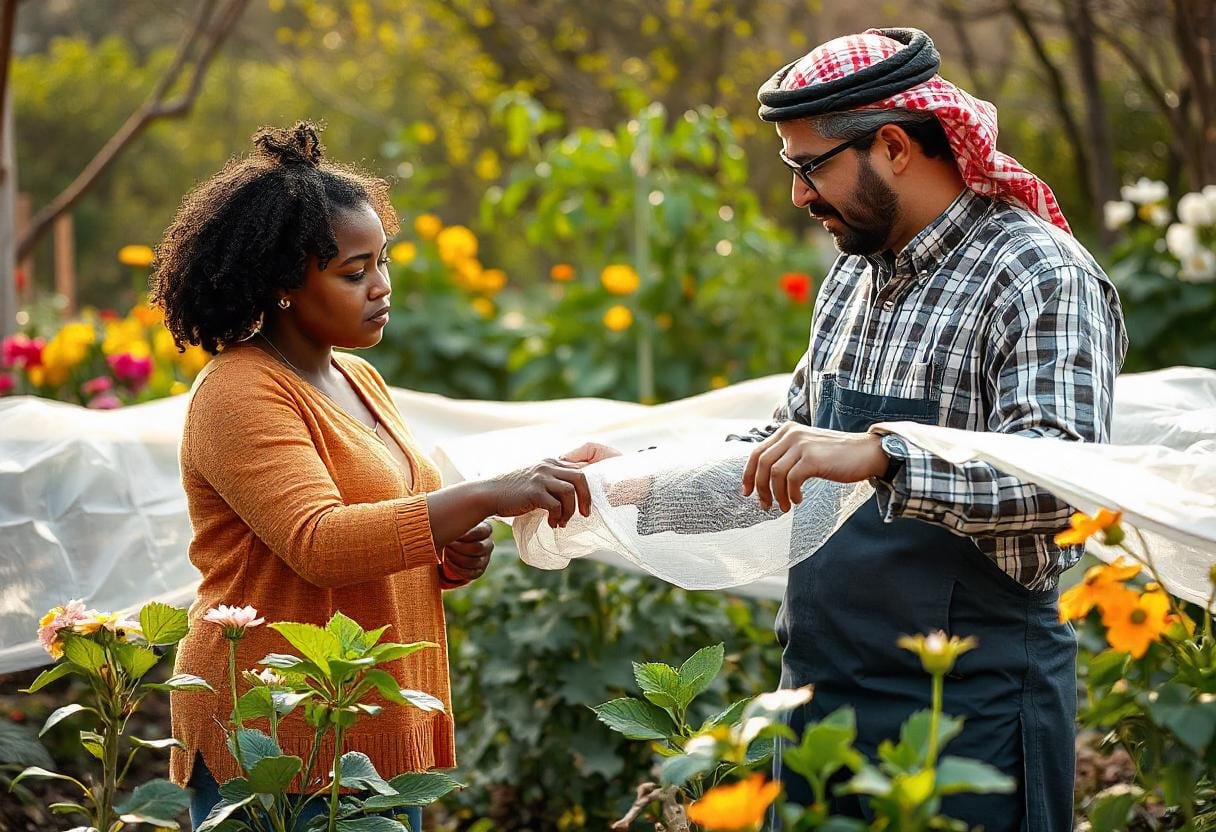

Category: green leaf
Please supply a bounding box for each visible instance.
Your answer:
[675,643,724,707]
[633,662,682,717]
[840,764,892,797]
[115,778,190,827]
[217,778,252,802]
[591,698,676,740]
[129,737,185,752]
[366,642,434,666]
[268,622,341,674]
[236,687,276,722]
[328,656,376,683]
[935,757,1017,795]
[10,766,87,792]
[363,772,464,809]
[226,729,282,771]
[782,707,861,783]
[894,710,964,768]
[113,642,159,680]
[358,669,408,705]
[1086,786,1143,832]
[258,653,326,681]
[0,720,54,769]
[337,751,395,795]
[398,689,444,712]
[658,753,716,788]
[62,634,106,675]
[197,796,256,832]
[271,691,313,717]
[360,625,391,650]
[702,698,751,731]
[335,819,409,832]
[80,730,105,760]
[40,704,93,737]
[48,801,91,817]
[20,662,78,693]
[326,611,366,656]
[1085,649,1129,689]
[144,673,214,693]
[139,602,189,646]
[244,755,302,794]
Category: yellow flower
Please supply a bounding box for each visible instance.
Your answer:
[897,630,978,676]
[413,122,438,145]
[550,263,575,282]
[687,774,781,831]
[117,245,155,268]
[41,322,97,384]
[474,148,501,181]
[1100,586,1172,658]
[153,328,178,363]
[710,375,729,389]
[437,225,478,265]
[413,213,443,240]
[73,611,122,636]
[389,241,416,265]
[471,297,495,319]
[169,381,189,395]
[480,268,507,295]
[603,305,633,332]
[1055,508,1124,547]
[1058,558,1141,622]
[103,319,150,358]
[601,264,640,295]
[178,345,210,376]
[454,259,484,291]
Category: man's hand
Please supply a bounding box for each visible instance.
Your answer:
[741,424,888,512]
[439,522,494,589]
[561,442,623,465]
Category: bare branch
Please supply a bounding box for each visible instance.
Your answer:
[16,0,252,261]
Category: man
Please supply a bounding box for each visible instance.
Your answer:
[569,25,1124,829]
[738,27,1126,829]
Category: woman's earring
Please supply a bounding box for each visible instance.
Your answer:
[278,298,291,309]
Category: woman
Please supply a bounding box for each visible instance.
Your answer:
[150,122,590,830]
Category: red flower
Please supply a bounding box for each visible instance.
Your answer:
[14,267,26,295]
[779,272,813,303]
[98,309,121,323]
[106,353,153,392]
[82,375,114,396]
[2,334,44,369]
[0,373,14,396]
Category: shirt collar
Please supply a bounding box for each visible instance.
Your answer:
[865,189,991,282]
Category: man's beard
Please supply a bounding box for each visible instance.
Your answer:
[809,157,899,256]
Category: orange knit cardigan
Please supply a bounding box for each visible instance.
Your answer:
[169,344,455,790]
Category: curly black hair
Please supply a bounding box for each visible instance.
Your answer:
[149,121,401,354]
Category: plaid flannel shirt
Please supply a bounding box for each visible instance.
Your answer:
[738,189,1127,589]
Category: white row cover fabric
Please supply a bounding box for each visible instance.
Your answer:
[2,367,1214,673]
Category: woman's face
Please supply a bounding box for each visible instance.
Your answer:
[288,202,392,350]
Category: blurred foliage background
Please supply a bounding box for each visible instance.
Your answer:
[3,1,1215,829]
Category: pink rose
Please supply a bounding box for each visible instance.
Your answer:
[37,599,90,658]
[2,335,44,369]
[106,353,153,392]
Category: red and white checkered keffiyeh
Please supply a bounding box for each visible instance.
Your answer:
[780,29,1071,234]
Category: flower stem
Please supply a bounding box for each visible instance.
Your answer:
[327,724,345,832]
[228,639,247,776]
[925,672,944,768]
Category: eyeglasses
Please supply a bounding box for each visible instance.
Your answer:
[778,128,881,192]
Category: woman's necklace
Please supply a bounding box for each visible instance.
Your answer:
[258,331,307,377]
[257,331,380,433]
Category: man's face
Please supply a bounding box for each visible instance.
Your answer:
[776,119,900,256]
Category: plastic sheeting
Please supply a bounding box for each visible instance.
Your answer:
[2,367,1215,673]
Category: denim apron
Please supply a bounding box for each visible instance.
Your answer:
[773,375,1075,831]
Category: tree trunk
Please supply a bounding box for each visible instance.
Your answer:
[1063,0,1117,245]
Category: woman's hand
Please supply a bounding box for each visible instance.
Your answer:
[560,442,623,465]
[439,522,494,589]
[489,459,593,528]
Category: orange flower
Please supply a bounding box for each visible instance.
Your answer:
[1055,508,1124,547]
[601,264,640,295]
[550,263,575,282]
[1100,587,1171,658]
[413,213,443,240]
[688,774,781,831]
[603,305,633,332]
[1058,557,1141,622]
[117,245,155,268]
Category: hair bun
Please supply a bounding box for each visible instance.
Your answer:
[252,122,325,168]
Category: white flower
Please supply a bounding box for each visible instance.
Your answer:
[1177,192,1216,227]
[736,716,774,747]
[1103,201,1135,231]
[1178,248,1216,283]
[1203,185,1216,209]
[203,604,265,639]
[684,734,720,757]
[1121,177,1169,205]
[748,687,814,714]
[1147,204,1172,227]
[1165,223,1199,259]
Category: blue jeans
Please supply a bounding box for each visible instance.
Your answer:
[188,753,422,832]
